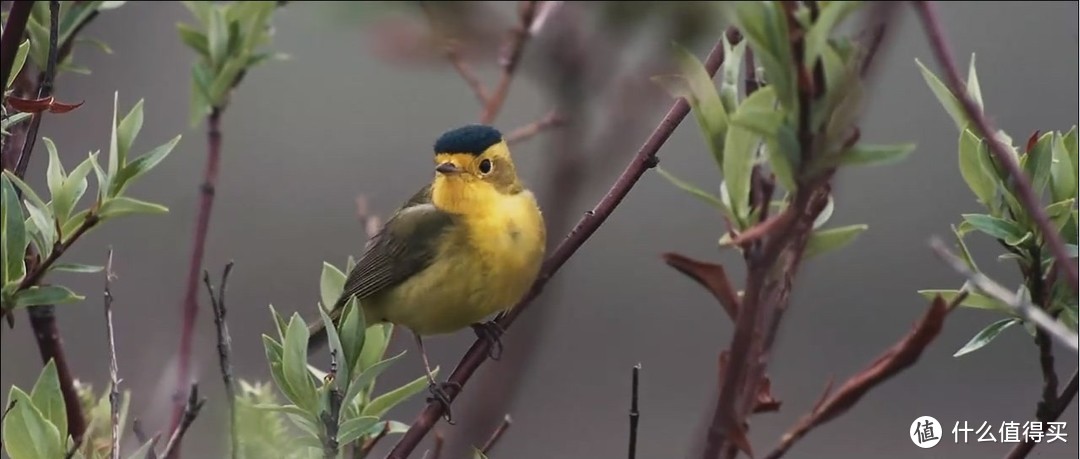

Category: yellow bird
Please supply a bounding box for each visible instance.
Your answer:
[308,124,546,420]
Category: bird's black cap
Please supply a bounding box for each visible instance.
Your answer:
[433,124,503,156]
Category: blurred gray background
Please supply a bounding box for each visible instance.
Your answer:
[2,1,1078,458]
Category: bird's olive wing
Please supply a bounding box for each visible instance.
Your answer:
[336,185,455,305]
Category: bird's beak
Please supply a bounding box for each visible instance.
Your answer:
[436,162,461,175]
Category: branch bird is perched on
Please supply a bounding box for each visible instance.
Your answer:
[307,124,547,422]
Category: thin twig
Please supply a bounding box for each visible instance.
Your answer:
[172,105,225,435]
[432,430,444,459]
[385,38,728,459]
[104,249,120,459]
[13,0,59,178]
[0,1,32,100]
[161,384,207,459]
[1005,370,1079,459]
[506,110,564,145]
[913,0,1079,293]
[480,415,512,455]
[132,419,161,459]
[205,262,237,459]
[763,294,958,459]
[629,364,640,459]
[480,1,540,124]
[929,238,1079,352]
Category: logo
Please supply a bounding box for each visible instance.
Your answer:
[911,416,943,448]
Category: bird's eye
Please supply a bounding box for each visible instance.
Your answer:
[478,159,493,174]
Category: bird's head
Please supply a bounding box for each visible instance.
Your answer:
[430,125,524,213]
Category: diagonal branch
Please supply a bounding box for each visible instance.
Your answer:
[384,38,728,459]
[0,1,33,99]
[480,1,539,124]
[764,294,959,459]
[161,383,206,459]
[929,238,1079,352]
[1005,370,1078,459]
[912,0,1079,293]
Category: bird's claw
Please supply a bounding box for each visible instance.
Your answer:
[426,381,462,424]
[471,321,505,361]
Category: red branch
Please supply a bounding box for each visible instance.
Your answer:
[912,0,1079,292]
[170,107,225,443]
[763,294,957,459]
[384,38,728,459]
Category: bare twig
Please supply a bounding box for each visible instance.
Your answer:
[505,110,564,145]
[929,238,1079,352]
[385,38,728,459]
[104,249,120,459]
[764,294,958,459]
[161,383,207,459]
[629,364,640,459]
[480,415,512,455]
[0,1,32,99]
[1005,370,1079,459]
[173,106,225,435]
[204,261,237,459]
[913,0,1079,293]
[480,1,539,123]
[132,419,161,459]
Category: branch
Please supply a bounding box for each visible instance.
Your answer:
[104,249,120,459]
[0,1,32,97]
[480,1,539,124]
[321,349,344,459]
[764,294,958,459]
[161,383,206,459]
[505,110,564,145]
[628,364,640,459]
[132,419,161,459]
[913,0,1079,293]
[358,422,390,458]
[172,106,225,435]
[929,238,1079,352]
[384,37,728,459]
[204,262,237,459]
[1005,370,1079,459]
[480,415,512,455]
[13,0,59,179]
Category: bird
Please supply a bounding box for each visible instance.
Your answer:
[307,124,547,422]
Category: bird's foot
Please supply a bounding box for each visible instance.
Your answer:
[426,381,462,424]
[471,321,505,361]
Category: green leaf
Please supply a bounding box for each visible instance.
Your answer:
[1064,126,1078,187]
[958,128,997,209]
[816,142,916,171]
[337,416,379,445]
[107,93,121,188]
[1050,132,1077,203]
[965,53,983,111]
[261,334,297,408]
[44,138,67,213]
[50,263,104,274]
[207,5,229,67]
[208,56,245,105]
[181,1,212,25]
[2,171,48,215]
[320,261,346,312]
[318,305,349,385]
[719,34,747,113]
[731,1,795,109]
[283,313,317,412]
[1047,199,1076,232]
[14,285,85,308]
[1,175,28,286]
[112,135,181,197]
[803,1,861,68]
[251,403,309,417]
[1,112,32,135]
[189,62,214,127]
[653,44,728,169]
[917,289,1012,313]
[953,318,1018,357]
[961,214,1025,245]
[116,98,145,166]
[177,22,209,57]
[361,368,437,419]
[338,297,365,377]
[97,197,169,220]
[59,210,90,243]
[1023,131,1054,197]
[655,167,726,211]
[343,350,406,412]
[724,86,777,226]
[6,39,30,89]
[2,387,64,459]
[763,123,800,192]
[951,224,979,273]
[30,359,66,439]
[356,323,391,375]
[268,304,288,341]
[55,153,96,227]
[23,201,55,250]
[915,58,969,132]
[804,224,867,259]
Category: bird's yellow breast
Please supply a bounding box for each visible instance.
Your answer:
[367,188,546,336]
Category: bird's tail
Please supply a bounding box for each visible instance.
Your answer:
[306,296,347,357]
